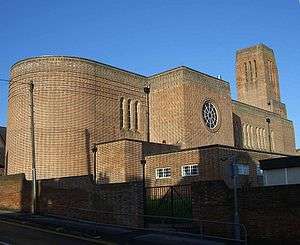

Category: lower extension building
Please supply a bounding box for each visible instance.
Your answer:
[5,43,297,186]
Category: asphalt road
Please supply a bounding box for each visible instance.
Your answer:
[0,212,225,245]
[0,220,106,245]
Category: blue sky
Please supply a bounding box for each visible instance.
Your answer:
[0,0,299,147]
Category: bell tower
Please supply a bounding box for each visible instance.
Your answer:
[236,44,286,118]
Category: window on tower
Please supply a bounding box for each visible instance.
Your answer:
[254,60,257,78]
[120,97,124,129]
[244,62,248,82]
[127,99,131,130]
[249,61,253,82]
[134,101,139,131]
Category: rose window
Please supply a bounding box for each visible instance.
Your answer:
[202,101,218,129]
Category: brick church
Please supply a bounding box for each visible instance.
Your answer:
[5,43,297,186]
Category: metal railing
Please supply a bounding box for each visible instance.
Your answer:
[41,203,247,244]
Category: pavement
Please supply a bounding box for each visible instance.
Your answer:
[0,211,227,245]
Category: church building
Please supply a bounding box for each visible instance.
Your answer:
[5,44,297,186]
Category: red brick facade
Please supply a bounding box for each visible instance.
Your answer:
[5,44,297,181]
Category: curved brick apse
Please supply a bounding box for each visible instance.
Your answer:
[6,56,147,179]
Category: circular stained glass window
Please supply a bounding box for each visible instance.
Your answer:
[202,101,218,130]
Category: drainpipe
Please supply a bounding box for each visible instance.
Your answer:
[92,144,98,183]
[266,118,272,152]
[144,86,150,142]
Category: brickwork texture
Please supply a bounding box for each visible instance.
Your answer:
[5,43,297,181]
[192,180,300,243]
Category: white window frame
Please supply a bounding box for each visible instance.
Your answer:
[155,167,171,179]
[181,164,199,177]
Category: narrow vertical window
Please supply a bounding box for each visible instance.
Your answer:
[134,101,139,131]
[271,131,275,151]
[256,127,260,149]
[263,129,266,150]
[243,124,247,148]
[120,97,124,129]
[270,61,273,83]
[249,61,253,82]
[250,126,254,148]
[260,128,263,150]
[268,61,272,83]
[254,60,257,78]
[247,125,251,148]
[127,99,131,130]
[244,62,248,82]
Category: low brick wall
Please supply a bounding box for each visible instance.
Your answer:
[39,181,144,227]
[192,181,300,243]
[0,174,31,212]
[39,175,93,190]
[91,181,144,226]
[0,174,144,227]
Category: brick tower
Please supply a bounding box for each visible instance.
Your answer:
[236,44,287,118]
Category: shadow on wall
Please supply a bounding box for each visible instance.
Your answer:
[97,172,110,183]
[232,113,243,148]
[84,129,92,178]
[192,180,300,243]
[39,175,144,227]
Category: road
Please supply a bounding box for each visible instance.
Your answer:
[0,212,225,245]
[0,220,106,245]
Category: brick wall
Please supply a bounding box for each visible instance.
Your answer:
[232,101,296,155]
[192,180,300,242]
[149,67,234,149]
[236,44,283,115]
[39,175,93,190]
[0,174,144,227]
[0,174,31,211]
[96,139,180,184]
[41,180,144,227]
[7,56,147,180]
[145,145,285,187]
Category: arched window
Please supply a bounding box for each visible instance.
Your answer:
[127,99,131,130]
[120,97,124,129]
[134,101,139,131]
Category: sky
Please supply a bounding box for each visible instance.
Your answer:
[0,0,299,147]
